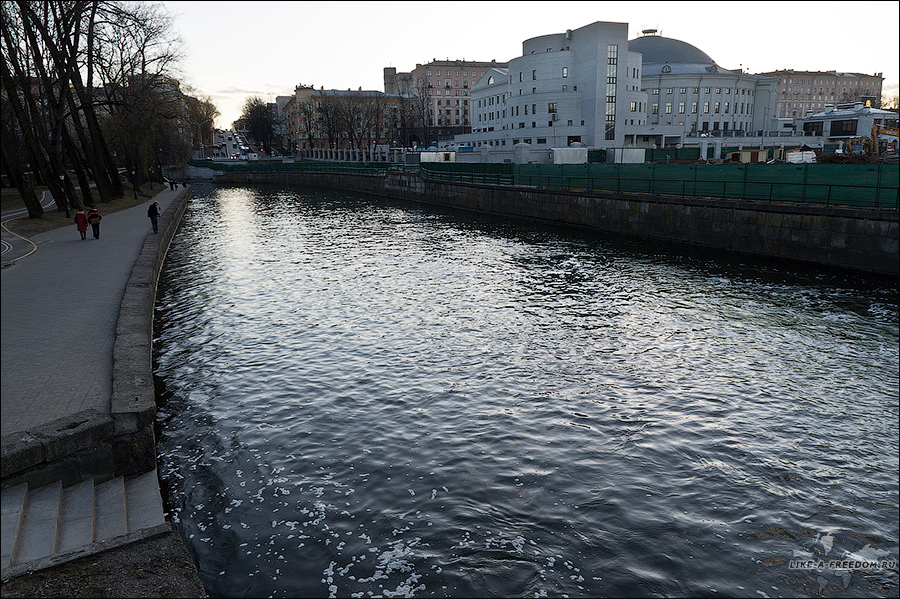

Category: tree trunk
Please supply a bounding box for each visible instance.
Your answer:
[0,121,43,217]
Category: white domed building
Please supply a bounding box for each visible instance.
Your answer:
[450,23,795,160]
[624,30,779,148]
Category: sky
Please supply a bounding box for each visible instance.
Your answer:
[159,1,900,129]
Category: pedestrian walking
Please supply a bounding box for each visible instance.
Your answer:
[74,208,88,240]
[168,179,175,191]
[148,201,160,234]
[87,207,102,239]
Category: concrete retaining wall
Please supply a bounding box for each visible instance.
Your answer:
[1,188,192,490]
[216,170,899,277]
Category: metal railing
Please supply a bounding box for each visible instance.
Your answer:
[420,163,899,209]
[189,159,402,176]
[510,173,897,208]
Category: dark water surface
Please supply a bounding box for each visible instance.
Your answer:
[153,183,898,598]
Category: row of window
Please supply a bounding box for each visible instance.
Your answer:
[780,89,872,96]
[430,89,470,96]
[517,67,569,82]
[786,78,875,86]
[427,70,478,77]
[647,101,753,115]
[651,87,753,97]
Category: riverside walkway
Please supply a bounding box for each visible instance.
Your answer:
[1,185,206,596]
[1,188,178,436]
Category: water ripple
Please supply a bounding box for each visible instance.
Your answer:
[154,184,899,598]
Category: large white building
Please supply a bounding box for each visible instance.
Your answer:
[452,22,781,152]
[625,31,779,147]
[455,21,645,150]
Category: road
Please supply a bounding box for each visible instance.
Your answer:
[1,191,58,263]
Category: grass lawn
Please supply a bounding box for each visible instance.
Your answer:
[2,183,167,238]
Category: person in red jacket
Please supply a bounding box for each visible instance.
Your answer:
[87,207,102,239]
[74,208,88,240]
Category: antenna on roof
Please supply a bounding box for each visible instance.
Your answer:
[641,27,659,36]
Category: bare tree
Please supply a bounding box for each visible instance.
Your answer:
[414,75,435,148]
[1,0,189,216]
[241,96,273,153]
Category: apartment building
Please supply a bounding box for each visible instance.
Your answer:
[385,59,507,139]
[283,85,406,152]
[758,69,884,122]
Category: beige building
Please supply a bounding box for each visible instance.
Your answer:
[385,59,507,139]
[758,69,884,122]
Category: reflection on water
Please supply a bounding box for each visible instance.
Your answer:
[154,183,898,598]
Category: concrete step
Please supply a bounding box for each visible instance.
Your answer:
[94,477,127,542]
[14,481,62,564]
[0,483,28,570]
[125,470,166,532]
[0,470,167,578]
[57,479,95,553]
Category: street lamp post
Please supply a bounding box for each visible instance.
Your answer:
[59,174,70,217]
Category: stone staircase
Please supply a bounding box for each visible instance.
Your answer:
[1,470,168,580]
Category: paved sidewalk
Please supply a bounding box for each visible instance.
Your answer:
[1,187,181,438]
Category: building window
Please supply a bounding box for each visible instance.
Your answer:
[666,88,673,94]
[562,67,568,78]
[652,89,660,95]
[630,101,637,112]
[606,44,617,140]
[652,103,658,115]
[704,102,710,113]
[704,87,711,94]
[665,103,672,114]
[537,138,547,144]
[715,88,721,94]
[679,102,685,114]
[831,119,858,136]
[548,102,557,113]
[714,102,720,113]
[680,88,687,94]
[532,70,537,80]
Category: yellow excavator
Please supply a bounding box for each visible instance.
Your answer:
[871,124,898,158]
[845,124,898,157]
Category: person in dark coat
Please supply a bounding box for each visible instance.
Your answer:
[74,208,88,240]
[87,207,102,239]
[147,201,160,233]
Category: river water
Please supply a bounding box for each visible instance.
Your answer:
[153,183,898,598]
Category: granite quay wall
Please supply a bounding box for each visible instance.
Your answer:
[1,188,192,491]
[216,170,898,277]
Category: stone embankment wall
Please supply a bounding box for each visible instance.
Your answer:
[222,170,899,277]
